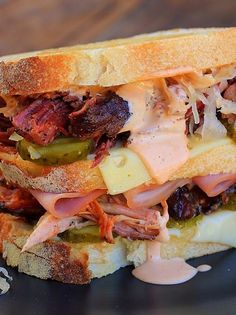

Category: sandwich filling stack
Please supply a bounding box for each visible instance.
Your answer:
[0,27,235,284]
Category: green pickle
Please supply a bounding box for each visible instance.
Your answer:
[17,137,93,166]
[60,225,101,243]
[167,214,203,230]
[220,195,236,211]
[167,195,236,231]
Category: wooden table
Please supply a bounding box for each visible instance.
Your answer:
[0,0,235,56]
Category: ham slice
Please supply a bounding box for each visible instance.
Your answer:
[30,189,106,218]
[23,191,171,249]
[124,179,190,209]
[193,173,236,197]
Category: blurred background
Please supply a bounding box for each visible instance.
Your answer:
[0,0,235,56]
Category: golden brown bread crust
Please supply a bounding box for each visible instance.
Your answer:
[0,151,106,193]
[0,28,236,95]
[5,236,92,284]
[0,214,93,284]
[171,142,236,180]
[0,55,74,95]
[0,213,230,284]
[0,213,129,284]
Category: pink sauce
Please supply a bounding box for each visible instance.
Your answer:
[117,82,189,184]
[132,241,211,285]
[197,265,212,272]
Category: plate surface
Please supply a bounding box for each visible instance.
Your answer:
[0,250,236,315]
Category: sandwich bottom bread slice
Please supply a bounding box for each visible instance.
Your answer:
[0,213,230,284]
[0,27,235,284]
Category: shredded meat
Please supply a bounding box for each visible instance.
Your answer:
[224,82,236,101]
[0,114,12,130]
[220,78,236,129]
[167,184,236,220]
[113,221,158,240]
[92,131,130,167]
[185,101,205,135]
[81,199,163,241]
[0,127,15,146]
[12,92,130,146]
[0,144,17,154]
[12,98,72,145]
[221,113,236,124]
[0,181,44,218]
[69,92,130,141]
[0,114,15,146]
[92,137,115,167]
[85,201,115,243]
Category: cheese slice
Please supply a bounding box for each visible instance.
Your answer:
[99,136,234,195]
[193,210,236,247]
[169,209,236,248]
[99,148,151,195]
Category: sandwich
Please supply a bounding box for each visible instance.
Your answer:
[0,27,235,284]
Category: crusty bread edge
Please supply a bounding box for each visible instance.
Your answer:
[0,28,236,94]
[0,213,230,284]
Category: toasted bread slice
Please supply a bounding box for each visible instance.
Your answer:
[0,28,236,95]
[0,213,229,284]
[0,140,236,193]
[0,151,106,193]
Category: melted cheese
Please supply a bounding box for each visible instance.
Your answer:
[99,137,234,195]
[99,138,234,195]
[99,148,151,195]
[117,81,189,184]
[193,210,236,247]
[170,209,236,248]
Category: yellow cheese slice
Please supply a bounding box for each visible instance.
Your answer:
[169,209,236,248]
[99,147,151,195]
[193,210,236,247]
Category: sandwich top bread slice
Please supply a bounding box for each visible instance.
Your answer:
[0,27,235,284]
[0,28,236,93]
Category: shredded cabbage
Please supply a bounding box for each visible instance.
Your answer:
[212,65,236,84]
[177,65,236,140]
[197,87,227,140]
[187,85,200,124]
[9,132,23,142]
[214,86,236,115]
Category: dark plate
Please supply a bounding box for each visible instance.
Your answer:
[0,250,236,315]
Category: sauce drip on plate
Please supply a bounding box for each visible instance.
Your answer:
[132,241,211,285]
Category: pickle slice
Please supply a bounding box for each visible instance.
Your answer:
[60,226,100,243]
[17,137,93,166]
